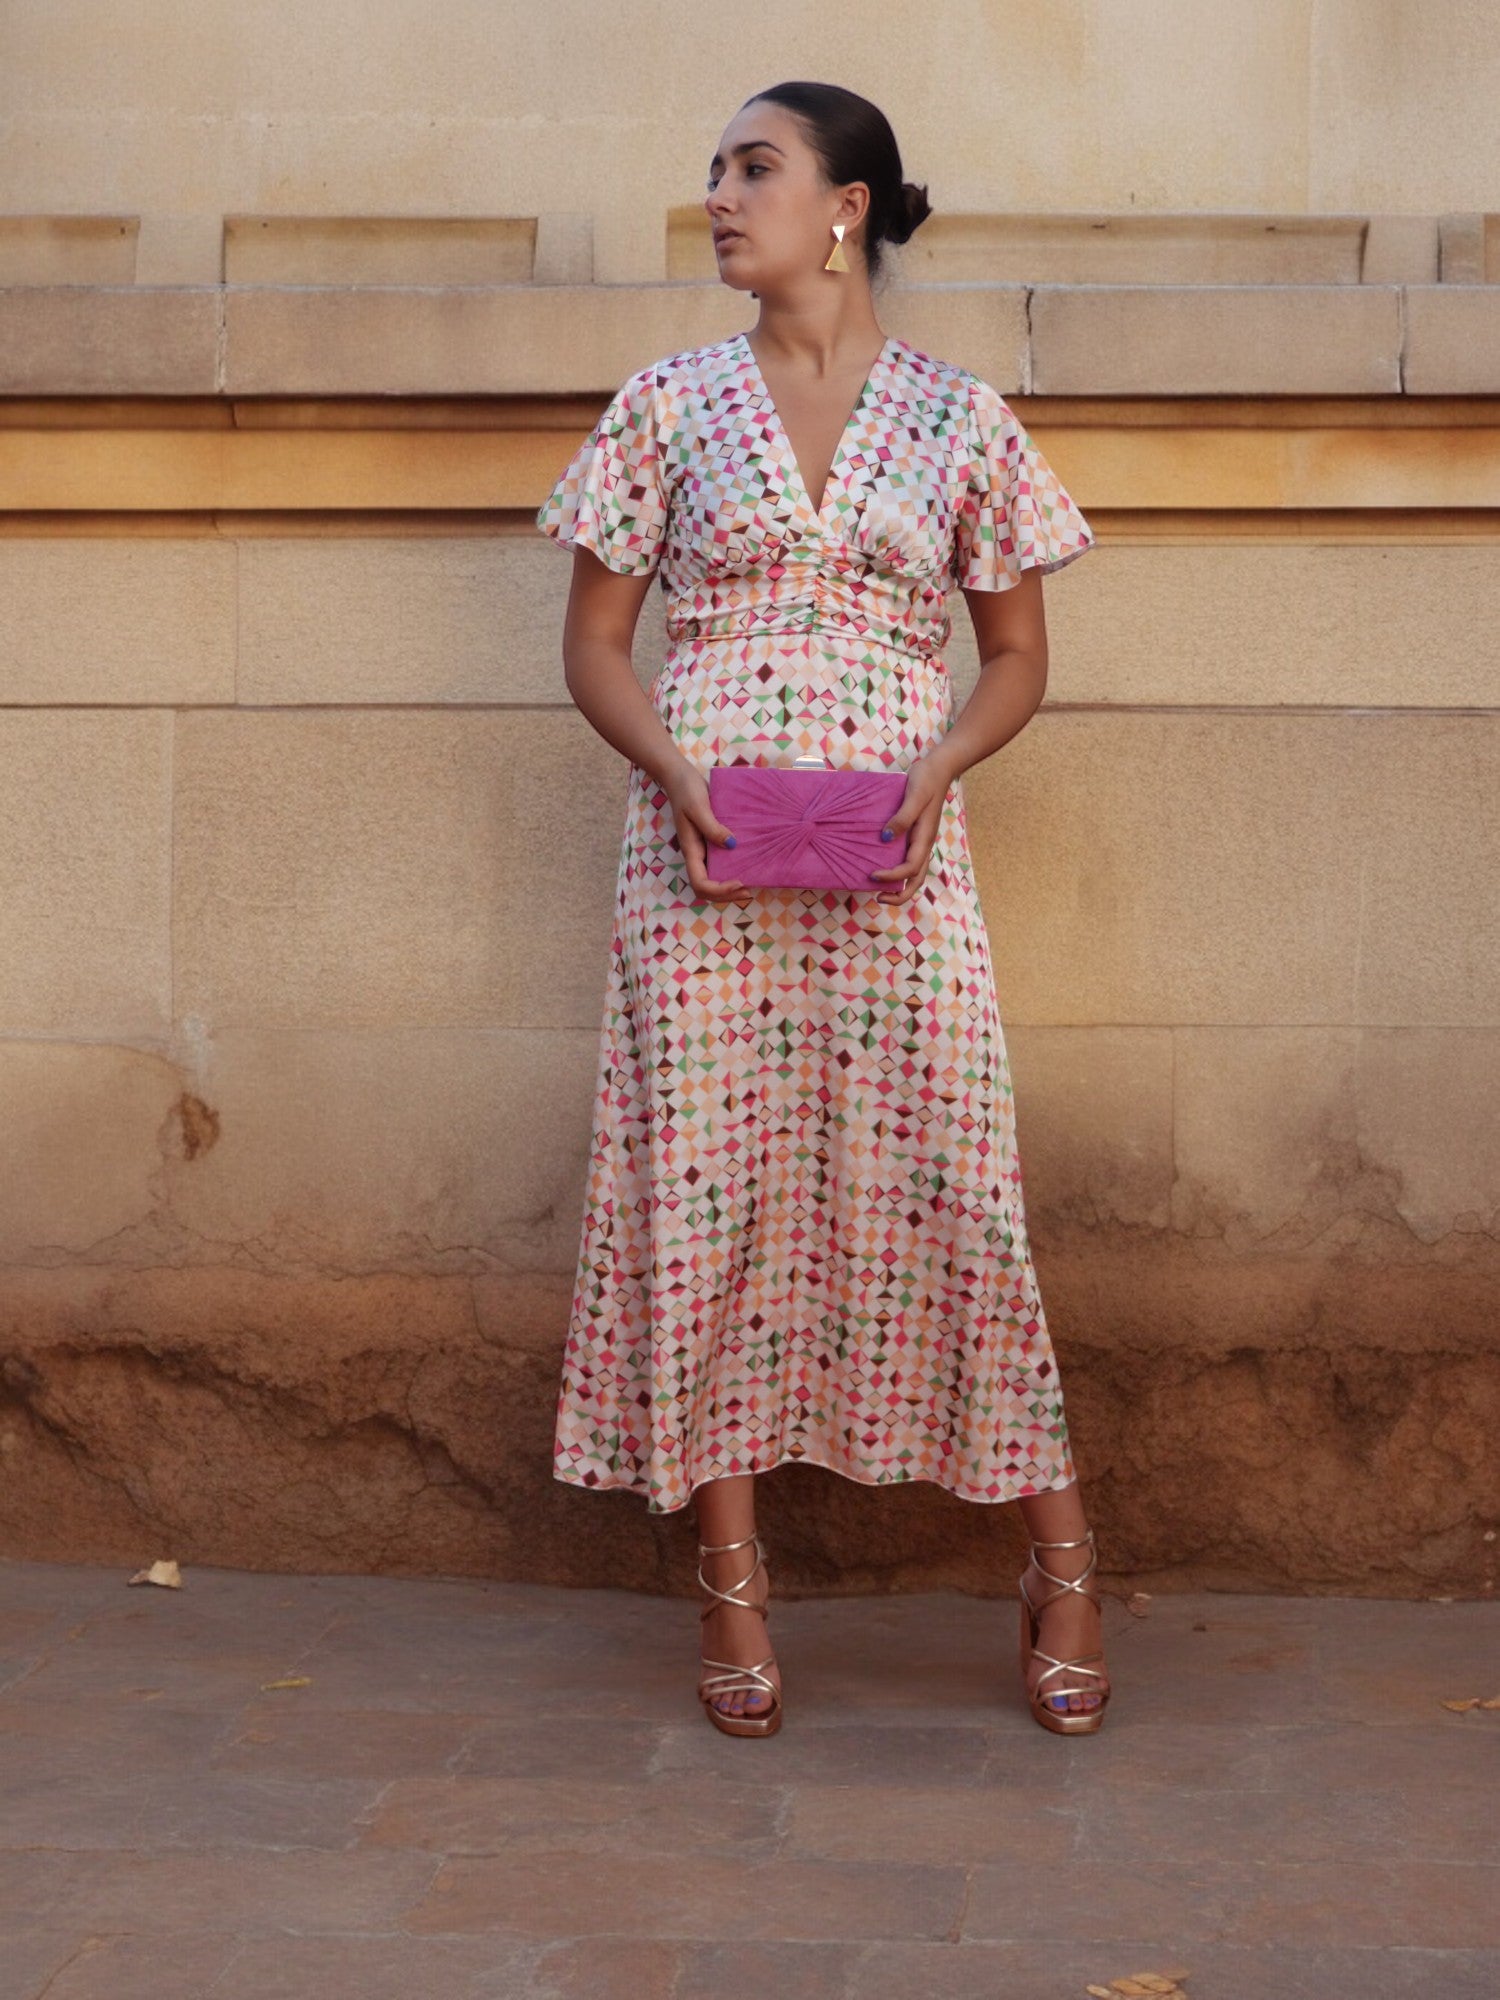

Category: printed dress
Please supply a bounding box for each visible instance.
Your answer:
[536,328,1096,1515]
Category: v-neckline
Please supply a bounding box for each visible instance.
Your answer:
[738,329,895,521]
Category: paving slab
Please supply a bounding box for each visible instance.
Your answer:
[0,1557,1496,2000]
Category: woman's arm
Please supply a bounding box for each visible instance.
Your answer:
[927,567,1050,785]
[870,569,1049,905]
[556,546,750,904]
[558,548,692,788]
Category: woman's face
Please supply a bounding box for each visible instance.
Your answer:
[704,100,866,297]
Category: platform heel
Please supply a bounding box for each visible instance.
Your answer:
[1018,1525,1111,1734]
[696,1531,783,1738]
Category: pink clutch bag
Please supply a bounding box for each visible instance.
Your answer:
[703,755,910,891]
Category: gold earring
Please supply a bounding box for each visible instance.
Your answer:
[823,222,850,273]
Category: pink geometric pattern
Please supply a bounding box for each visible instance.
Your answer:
[536,330,1096,1513]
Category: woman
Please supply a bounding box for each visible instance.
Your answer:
[536,80,1108,1739]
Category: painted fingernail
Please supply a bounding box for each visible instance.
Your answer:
[880,827,894,842]
[724,835,737,848]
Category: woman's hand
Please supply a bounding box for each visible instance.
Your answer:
[661,759,754,906]
[868,751,955,905]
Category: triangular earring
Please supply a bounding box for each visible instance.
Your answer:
[823,222,850,273]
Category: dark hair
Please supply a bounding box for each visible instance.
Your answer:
[742,80,932,285]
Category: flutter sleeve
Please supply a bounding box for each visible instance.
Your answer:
[951,373,1095,591]
[535,362,669,575]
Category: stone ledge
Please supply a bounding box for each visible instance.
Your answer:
[4,284,1500,396]
[6,209,1500,289]
[5,417,1500,516]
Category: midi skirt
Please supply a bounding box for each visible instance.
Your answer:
[551,625,1078,1514]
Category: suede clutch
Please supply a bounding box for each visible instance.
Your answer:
[703,755,910,891]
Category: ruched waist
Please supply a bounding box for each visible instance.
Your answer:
[665,606,948,659]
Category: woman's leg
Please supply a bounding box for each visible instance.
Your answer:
[1016,1480,1111,1715]
[693,1472,782,1719]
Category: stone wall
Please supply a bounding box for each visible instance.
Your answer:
[0,5,1497,1598]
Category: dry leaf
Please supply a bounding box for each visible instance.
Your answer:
[126,1559,182,1589]
[258,1675,312,1691]
[1096,1975,1189,1997]
[1442,1697,1482,1711]
[1479,1695,1500,1710]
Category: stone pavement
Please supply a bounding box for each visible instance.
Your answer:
[0,1557,1496,1999]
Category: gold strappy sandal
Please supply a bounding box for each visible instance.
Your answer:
[1018,1526,1111,1734]
[696,1530,783,1738]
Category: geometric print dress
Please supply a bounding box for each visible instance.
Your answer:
[536,328,1096,1515]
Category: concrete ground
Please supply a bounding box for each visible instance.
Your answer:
[0,1557,1496,1999]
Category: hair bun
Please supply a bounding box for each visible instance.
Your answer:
[889,179,933,246]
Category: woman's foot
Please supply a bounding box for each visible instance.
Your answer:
[697,1536,782,1721]
[1021,1541,1111,1716]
